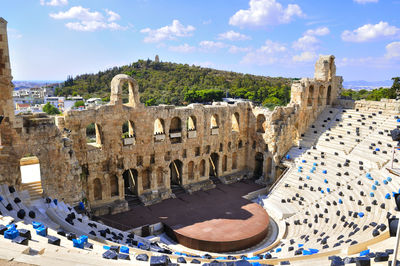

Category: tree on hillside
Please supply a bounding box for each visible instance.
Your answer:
[43,103,61,115]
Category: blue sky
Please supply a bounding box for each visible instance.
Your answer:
[3,0,400,81]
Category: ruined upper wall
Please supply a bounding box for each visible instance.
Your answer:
[0,18,15,131]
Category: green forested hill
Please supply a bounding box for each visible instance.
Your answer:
[56,59,295,107]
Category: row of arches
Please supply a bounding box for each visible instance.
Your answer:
[307,85,332,107]
[90,151,242,201]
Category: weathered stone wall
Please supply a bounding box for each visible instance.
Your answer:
[334,98,400,112]
[0,18,345,214]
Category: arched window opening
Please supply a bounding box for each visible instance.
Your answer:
[154,118,165,142]
[157,167,164,186]
[199,160,206,177]
[222,155,227,172]
[110,175,119,197]
[256,114,266,133]
[123,169,138,196]
[170,117,182,143]
[210,114,219,135]
[187,116,197,138]
[142,169,151,190]
[188,161,194,180]
[232,152,237,170]
[93,178,102,200]
[86,123,103,146]
[238,140,243,149]
[122,121,135,145]
[307,85,314,107]
[231,112,240,132]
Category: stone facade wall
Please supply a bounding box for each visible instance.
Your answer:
[334,98,400,112]
[0,18,345,214]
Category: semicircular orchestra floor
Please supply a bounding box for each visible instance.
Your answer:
[101,179,270,253]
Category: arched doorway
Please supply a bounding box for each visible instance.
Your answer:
[93,178,102,201]
[209,153,219,177]
[254,152,264,178]
[110,175,119,197]
[169,160,183,186]
[20,155,43,199]
[326,85,332,105]
[123,169,138,196]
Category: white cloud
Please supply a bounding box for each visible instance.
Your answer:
[168,43,196,53]
[229,0,304,28]
[385,42,400,58]
[40,0,68,6]
[49,6,126,32]
[341,21,400,42]
[293,27,329,51]
[228,45,252,54]
[241,40,287,65]
[105,9,121,22]
[353,0,378,4]
[292,51,317,62]
[305,26,330,36]
[199,41,228,51]
[65,21,125,32]
[140,20,195,43]
[293,35,319,51]
[218,30,251,41]
[50,6,103,21]
[203,19,212,25]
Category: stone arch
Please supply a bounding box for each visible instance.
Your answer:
[188,161,194,180]
[326,85,332,105]
[209,153,219,177]
[110,74,140,107]
[86,123,103,146]
[170,117,182,143]
[210,114,219,129]
[256,114,266,133]
[231,112,240,132]
[93,178,102,200]
[110,175,119,197]
[222,155,227,172]
[123,169,138,195]
[232,152,237,170]
[170,160,183,186]
[187,116,197,131]
[157,167,164,186]
[170,117,182,133]
[122,120,135,138]
[318,85,324,106]
[154,118,165,134]
[142,168,151,190]
[199,159,206,177]
[238,140,243,149]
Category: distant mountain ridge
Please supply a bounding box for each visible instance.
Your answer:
[343,80,392,90]
[13,81,61,90]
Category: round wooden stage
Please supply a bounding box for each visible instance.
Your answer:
[100,181,269,253]
[164,202,269,253]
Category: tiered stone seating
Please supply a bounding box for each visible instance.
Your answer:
[1,107,399,265]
